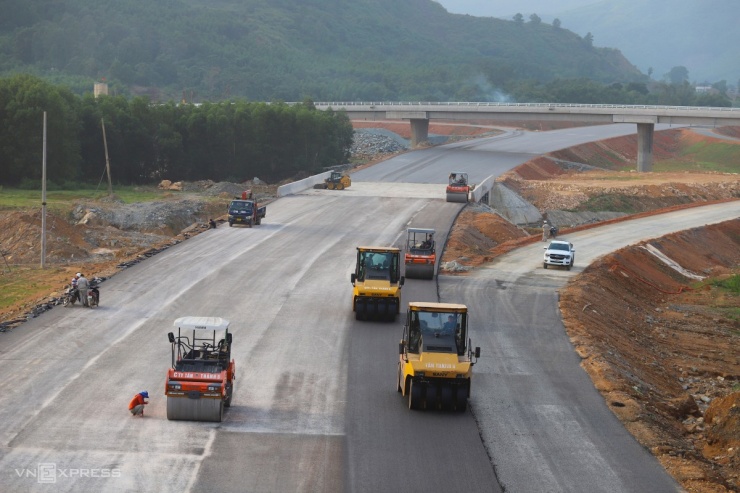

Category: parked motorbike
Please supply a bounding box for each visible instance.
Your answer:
[62,285,79,307]
[87,282,100,308]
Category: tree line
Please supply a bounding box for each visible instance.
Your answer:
[0,75,354,188]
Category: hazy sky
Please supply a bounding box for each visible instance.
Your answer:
[435,0,598,18]
[434,0,738,82]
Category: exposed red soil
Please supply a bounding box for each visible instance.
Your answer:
[716,127,740,139]
[561,224,740,492]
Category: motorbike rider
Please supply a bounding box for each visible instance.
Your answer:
[76,273,90,307]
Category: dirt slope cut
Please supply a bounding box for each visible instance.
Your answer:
[560,220,740,492]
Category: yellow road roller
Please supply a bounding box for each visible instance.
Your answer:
[351,246,404,321]
[397,302,480,411]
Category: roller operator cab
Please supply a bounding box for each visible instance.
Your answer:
[404,228,436,280]
[398,302,480,411]
[165,317,236,422]
[351,247,404,322]
[446,172,470,203]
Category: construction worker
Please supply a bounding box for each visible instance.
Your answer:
[76,273,90,307]
[542,221,549,241]
[70,273,80,302]
[128,391,149,417]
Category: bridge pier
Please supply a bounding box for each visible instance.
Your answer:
[410,119,429,148]
[637,123,654,172]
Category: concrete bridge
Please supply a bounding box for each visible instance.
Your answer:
[314,102,740,172]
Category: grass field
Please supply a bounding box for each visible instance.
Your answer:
[0,186,171,212]
[655,140,740,173]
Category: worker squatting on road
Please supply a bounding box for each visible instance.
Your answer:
[128,391,149,417]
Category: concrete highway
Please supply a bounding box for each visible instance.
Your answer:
[0,123,729,492]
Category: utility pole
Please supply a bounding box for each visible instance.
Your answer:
[101,118,113,196]
[41,111,47,269]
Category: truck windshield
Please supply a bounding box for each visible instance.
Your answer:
[229,201,253,212]
[549,243,569,251]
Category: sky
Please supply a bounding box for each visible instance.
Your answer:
[434,0,738,83]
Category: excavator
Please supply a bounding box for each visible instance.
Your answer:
[404,228,436,280]
[351,246,404,321]
[165,317,235,422]
[446,172,471,203]
[397,302,480,411]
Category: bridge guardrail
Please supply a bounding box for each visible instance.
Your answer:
[470,175,497,204]
[312,101,740,113]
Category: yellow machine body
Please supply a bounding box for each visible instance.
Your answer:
[351,246,404,321]
[397,302,480,411]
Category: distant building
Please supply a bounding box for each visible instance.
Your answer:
[695,85,712,94]
[94,82,109,98]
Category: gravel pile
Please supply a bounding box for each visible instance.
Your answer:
[202,181,248,197]
[351,130,408,156]
[73,200,209,232]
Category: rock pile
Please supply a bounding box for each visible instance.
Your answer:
[351,131,407,156]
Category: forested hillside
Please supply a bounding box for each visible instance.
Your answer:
[0,75,353,187]
[0,0,644,101]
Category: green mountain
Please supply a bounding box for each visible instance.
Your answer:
[0,0,645,101]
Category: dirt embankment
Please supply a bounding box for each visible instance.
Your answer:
[562,223,740,492]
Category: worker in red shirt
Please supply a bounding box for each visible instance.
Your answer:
[128,391,149,417]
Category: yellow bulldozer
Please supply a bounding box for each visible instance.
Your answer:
[397,302,480,411]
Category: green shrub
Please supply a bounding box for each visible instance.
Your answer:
[711,274,740,294]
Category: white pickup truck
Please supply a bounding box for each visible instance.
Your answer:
[543,240,575,270]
